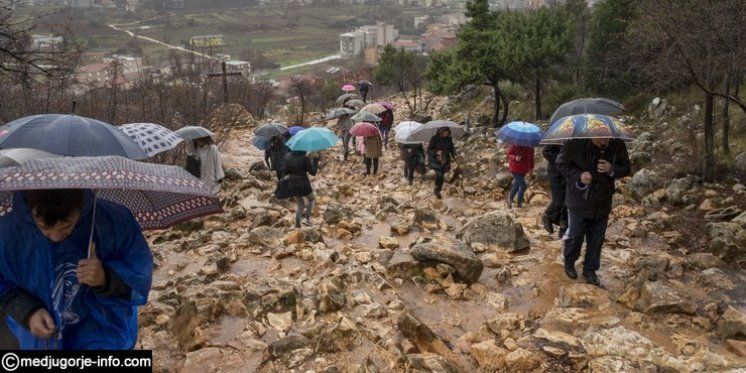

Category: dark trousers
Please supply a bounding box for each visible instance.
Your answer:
[563,210,608,275]
[342,133,353,161]
[508,172,527,205]
[364,157,379,174]
[361,90,368,103]
[381,128,390,147]
[434,170,445,191]
[544,173,567,227]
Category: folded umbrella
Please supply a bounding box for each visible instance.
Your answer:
[0,148,61,168]
[326,108,357,120]
[288,126,305,136]
[342,84,356,92]
[408,120,463,142]
[541,114,635,145]
[286,127,339,152]
[549,98,624,125]
[254,122,288,138]
[175,126,214,141]
[352,111,380,123]
[349,122,381,138]
[0,156,222,230]
[393,121,424,144]
[336,93,359,104]
[360,103,387,114]
[497,121,543,147]
[0,114,147,159]
[119,123,183,158]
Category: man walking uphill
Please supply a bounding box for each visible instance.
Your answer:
[555,138,630,287]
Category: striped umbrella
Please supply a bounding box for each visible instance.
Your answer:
[496,121,543,147]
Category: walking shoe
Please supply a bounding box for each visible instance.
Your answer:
[435,189,442,199]
[542,214,555,234]
[583,272,601,287]
[505,194,513,209]
[302,219,312,227]
[564,262,578,280]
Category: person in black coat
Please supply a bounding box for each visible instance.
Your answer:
[265,135,289,181]
[427,127,456,199]
[555,138,631,286]
[542,144,567,237]
[276,150,319,228]
[400,143,425,185]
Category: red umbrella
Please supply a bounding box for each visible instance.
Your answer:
[349,122,381,137]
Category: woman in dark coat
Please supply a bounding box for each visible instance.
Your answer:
[427,127,456,199]
[276,151,319,228]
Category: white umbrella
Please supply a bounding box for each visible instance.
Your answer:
[407,120,463,143]
[393,121,424,144]
[175,126,214,141]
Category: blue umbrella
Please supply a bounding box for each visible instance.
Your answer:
[288,126,305,136]
[0,114,147,159]
[286,127,339,152]
[252,136,271,151]
[497,121,543,147]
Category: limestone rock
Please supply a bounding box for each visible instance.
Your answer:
[487,313,524,334]
[557,284,606,309]
[707,221,746,260]
[317,280,346,313]
[323,203,351,225]
[411,240,484,283]
[182,347,222,373]
[504,348,538,371]
[629,169,664,199]
[379,236,400,249]
[686,253,724,270]
[533,328,582,350]
[283,230,305,246]
[266,335,311,359]
[717,306,746,340]
[246,226,283,247]
[385,251,422,279]
[407,353,460,373]
[457,211,530,252]
[636,281,696,315]
[469,340,507,371]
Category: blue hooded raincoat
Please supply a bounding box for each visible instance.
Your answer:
[0,191,152,349]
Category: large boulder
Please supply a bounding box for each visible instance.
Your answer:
[707,222,746,260]
[666,175,698,205]
[457,211,530,252]
[628,169,664,199]
[636,281,696,315]
[411,240,484,283]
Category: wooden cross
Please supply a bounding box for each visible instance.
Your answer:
[207,61,243,103]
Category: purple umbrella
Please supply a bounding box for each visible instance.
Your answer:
[288,126,305,135]
[0,156,222,230]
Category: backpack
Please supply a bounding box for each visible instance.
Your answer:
[185,155,201,178]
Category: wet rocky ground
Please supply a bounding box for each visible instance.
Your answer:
[136,101,746,372]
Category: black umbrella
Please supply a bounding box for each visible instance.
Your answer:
[336,93,359,104]
[254,122,289,138]
[358,80,373,86]
[549,98,624,125]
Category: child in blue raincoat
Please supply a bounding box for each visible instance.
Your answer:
[0,189,152,349]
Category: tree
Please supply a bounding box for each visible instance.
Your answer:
[290,76,312,125]
[584,0,639,96]
[565,0,590,85]
[375,45,432,116]
[628,0,746,180]
[513,8,574,120]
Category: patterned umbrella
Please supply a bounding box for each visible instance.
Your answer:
[0,156,222,230]
[286,127,339,152]
[342,84,356,92]
[352,111,380,123]
[497,121,543,147]
[345,100,365,108]
[0,148,60,168]
[541,114,635,145]
[393,121,424,144]
[408,120,463,142]
[174,126,214,141]
[119,123,183,158]
[360,103,387,114]
[335,94,359,104]
[325,108,357,120]
[254,122,288,138]
[349,122,381,138]
[0,114,147,159]
[549,98,624,125]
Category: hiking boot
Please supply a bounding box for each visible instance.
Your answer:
[564,262,578,280]
[542,214,554,234]
[583,272,601,287]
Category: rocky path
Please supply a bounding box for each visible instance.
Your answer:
[137,123,746,372]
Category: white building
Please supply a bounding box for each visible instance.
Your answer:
[31,34,63,51]
[340,23,399,58]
